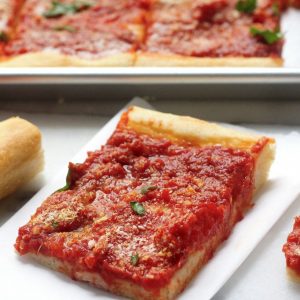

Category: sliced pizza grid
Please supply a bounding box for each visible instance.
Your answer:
[0,0,295,66]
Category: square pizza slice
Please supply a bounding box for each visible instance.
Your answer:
[136,0,283,67]
[15,106,275,300]
[1,0,149,66]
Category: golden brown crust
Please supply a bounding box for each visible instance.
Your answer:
[0,52,135,67]
[0,51,283,67]
[286,267,300,283]
[135,53,283,67]
[0,117,44,199]
[127,106,272,148]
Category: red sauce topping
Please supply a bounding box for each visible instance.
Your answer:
[144,0,282,58]
[16,124,256,291]
[4,0,148,58]
[283,217,300,276]
[1,0,284,59]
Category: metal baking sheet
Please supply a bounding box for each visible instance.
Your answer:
[0,67,300,84]
[0,9,299,85]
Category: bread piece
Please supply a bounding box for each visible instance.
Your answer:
[16,107,275,300]
[0,117,44,199]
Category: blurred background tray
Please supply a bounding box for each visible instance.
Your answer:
[1,9,299,103]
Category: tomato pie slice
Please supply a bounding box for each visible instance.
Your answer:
[15,107,275,300]
[283,216,300,282]
[1,0,148,66]
[136,0,283,67]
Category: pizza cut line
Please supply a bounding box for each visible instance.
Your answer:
[15,106,275,300]
[0,0,298,66]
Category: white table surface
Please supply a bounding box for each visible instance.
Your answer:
[0,111,300,300]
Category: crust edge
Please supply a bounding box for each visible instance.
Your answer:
[286,267,300,283]
[0,52,283,67]
[135,53,283,67]
[0,52,135,67]
[27,228,224,300]
[127,106,275,148]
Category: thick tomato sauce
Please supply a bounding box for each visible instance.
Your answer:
[16,125,256,290]
[283,217,300,276]
[144,0,282,58]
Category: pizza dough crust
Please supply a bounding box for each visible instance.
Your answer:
[135,53,283,67]
[0,52,135,67]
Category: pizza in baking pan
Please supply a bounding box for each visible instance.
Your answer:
[0,0,297,66]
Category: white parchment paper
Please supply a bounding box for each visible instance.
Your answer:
[0,99,300,300]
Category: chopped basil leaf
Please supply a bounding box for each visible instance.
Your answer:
[43,0,92,18]
[250,27,282,44]
[130,253,139,266]
[0,31,8,42]
[55,168,72,192]
[53,25,77,32]
[51,220,59,228]
[236,0,256,13]
[130,201,145,216]
[272,3,279,16]
[140,185,157,195]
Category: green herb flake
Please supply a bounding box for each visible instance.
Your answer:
[250,27,283,44]
[272,3,279,16]
[55,168,72,193]
[53,25,77,32]
[43,0,92,18]
[130,253,139,266]
[0,31,9,42]
[51,220,59,228]
[130,201,145,216]
[140,185,157,195]
[236,0,256,13]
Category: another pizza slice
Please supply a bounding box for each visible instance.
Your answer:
[284,0,300,8]
[15,107,275,300]
[283,216,300,282]
[136,0,283,67]
[1,0,149,66]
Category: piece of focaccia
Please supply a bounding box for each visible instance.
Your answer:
[15,106,275,300]
[0,117,43,200]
